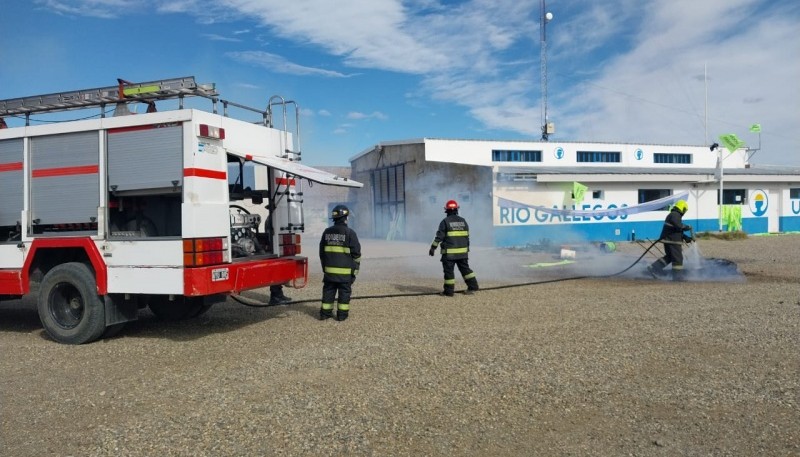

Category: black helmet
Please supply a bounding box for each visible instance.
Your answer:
[331,204,350,220]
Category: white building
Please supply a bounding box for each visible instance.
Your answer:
[349,139,800,246]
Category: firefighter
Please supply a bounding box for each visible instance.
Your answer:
[647,199,694,281]
[268,285,292,305]
[429,199,479,296]
[319,205,361,321]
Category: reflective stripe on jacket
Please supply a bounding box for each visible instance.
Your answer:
[319,221,361,283]
[431,214,470,260]
[659,208,690,243]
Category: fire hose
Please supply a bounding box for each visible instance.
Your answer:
[232,238,665,308]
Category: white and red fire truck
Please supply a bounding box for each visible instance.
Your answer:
[0,76,361,344]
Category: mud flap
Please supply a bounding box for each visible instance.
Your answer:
[104,294,140,326]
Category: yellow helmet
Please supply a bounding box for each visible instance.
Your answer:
[673,200,688,214]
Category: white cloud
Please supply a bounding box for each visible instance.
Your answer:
[555,0,800,165]
[39,0,798,164]
[226,51,355,78]
[223,0,451,74]
[347,111,388,121]
[318,109,332,117]
[35,0,138,18]
[203,33,241,42]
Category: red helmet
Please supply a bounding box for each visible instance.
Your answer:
[444,199,459,212]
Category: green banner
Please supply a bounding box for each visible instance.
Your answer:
[720,204,742,231]
[719,133,745,154]
[749,123,761,133]
[572,181,588,204]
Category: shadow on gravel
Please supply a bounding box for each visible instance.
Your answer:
[390,284,441,294]
[112,300,323,342]
[0,300,41,333]
[0,293,321,343]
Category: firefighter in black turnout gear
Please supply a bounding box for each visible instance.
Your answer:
[647,199,694,281]
[429,200,479,296]
[319,205,361,321]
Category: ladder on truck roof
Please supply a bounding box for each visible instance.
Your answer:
[0,76,218,121]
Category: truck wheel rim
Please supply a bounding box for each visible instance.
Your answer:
[48,283,84,329]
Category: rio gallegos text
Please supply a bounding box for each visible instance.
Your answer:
[319,205,361,321]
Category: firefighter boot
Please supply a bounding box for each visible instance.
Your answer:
[269,292,292,305]
[671,268,686,282]
[320,303,334,320]
[465,278,479,294]
[647,260,666,278]
[336,304,350,321]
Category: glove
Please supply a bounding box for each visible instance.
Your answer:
[429,247,436,257]
[683,235,694,243]
[684,225,693,232]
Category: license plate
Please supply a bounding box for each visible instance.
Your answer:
[211,268,229,282]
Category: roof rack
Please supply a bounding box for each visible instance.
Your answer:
[0,76,218,117]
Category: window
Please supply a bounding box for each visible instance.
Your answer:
[592,190,603,199]
[790,188,800,199]
[228,161,256,191]
[654,153,692,164]
[638,189,672,210]
[371,164,406,239]
[491,149,542,162]
[577,151,620,163]
[718,189,746,205]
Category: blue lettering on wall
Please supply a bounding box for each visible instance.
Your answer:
[608,204,619,220]
[793,200,800,215]
[500,207,531,224]
[498,203,630,224]
[593,204,603,221]
[500,206,510,223]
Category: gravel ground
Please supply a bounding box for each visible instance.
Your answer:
[1,235,798,456]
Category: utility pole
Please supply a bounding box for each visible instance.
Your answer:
[704,63,708,145]
[540,0,553,140]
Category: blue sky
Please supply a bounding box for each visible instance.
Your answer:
[1,0,798,166]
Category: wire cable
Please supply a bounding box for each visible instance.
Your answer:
[232,239,663,308]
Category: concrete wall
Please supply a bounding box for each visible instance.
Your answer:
[351,142,494,245]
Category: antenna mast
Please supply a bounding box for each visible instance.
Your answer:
[540,0,553,140]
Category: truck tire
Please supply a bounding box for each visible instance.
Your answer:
[38,263,106,344]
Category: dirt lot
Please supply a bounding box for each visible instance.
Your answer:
[1,235,798,456]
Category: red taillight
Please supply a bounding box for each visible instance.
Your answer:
[279,233,301,256]
[183,237,229,266]
[199,124,225,139]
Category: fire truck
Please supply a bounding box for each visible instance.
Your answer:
[0,76,362,344]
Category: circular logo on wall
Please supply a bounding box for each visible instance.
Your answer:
[749,189,768,217]
[635,148,643,160]
[554,147,564,160]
